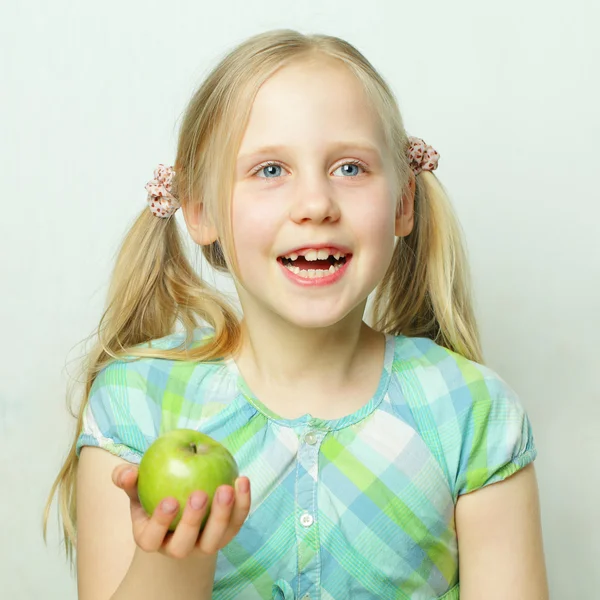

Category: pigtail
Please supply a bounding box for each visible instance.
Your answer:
[97,208,239,363]
[371,171,483,364]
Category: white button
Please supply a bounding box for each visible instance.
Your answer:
[304,431,317,445]
[300,512,314,527]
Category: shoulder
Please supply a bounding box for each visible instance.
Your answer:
[387,335,537,499]
[91,326,234,401]
[77,327,239,461]
[390,334,520,410]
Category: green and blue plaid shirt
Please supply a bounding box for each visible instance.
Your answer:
[76,328,536,599]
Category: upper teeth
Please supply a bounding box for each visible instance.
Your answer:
[283,249,345,261]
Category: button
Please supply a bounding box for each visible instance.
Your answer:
[301,596,311,600]
[304,431,317,445]
[273,579,295,599]
[300,512,314,527]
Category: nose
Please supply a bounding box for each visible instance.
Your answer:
[289,174,341,225]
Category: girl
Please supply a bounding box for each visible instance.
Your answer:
[45,30,549,600]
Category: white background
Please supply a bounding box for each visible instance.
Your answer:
[1,1,598,598]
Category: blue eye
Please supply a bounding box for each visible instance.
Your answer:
[257,164,283,178]
[254,161,365,179]
[333,163,363,177]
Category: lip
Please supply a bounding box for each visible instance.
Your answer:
[278,243,353,258]
[278,255,352,287]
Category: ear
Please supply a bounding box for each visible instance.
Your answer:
[395,170,415,237]
[181,200,219,245]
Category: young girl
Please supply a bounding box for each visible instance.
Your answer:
[45,29,549,600]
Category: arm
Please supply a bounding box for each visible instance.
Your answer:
[76,446,249,600]
[455,463,549,600]
[111,549,216,600]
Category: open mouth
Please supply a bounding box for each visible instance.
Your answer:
[277,248,350,280]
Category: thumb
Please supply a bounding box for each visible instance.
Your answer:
[111,465,140,503]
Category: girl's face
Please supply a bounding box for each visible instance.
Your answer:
[231,58,410,330]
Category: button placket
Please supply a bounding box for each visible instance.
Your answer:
[295,423,325,599]
[296,433,320,527]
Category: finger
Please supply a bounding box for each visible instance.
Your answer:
[111,465,140,503]
[111,465,148,523]
[197,485,235,555]
[221,477,251,546]
[162,491,209,559]
[134,497,180,553]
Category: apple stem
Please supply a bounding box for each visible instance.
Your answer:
[189,442,210,454]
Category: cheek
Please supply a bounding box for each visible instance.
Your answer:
[351,188,397,244]
[231,190,281,256]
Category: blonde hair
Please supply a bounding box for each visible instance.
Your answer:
[44,28,482,562]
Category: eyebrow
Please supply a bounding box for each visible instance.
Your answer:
[237,141,383,162]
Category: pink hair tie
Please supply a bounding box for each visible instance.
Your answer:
[408,137,440,176]
[145,164,180,218]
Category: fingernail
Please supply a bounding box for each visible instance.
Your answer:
[217,487,233,505]
[190,493,207,510]
[237,478,249,494]
[161,499,177,513]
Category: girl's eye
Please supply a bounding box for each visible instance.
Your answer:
[253,160,366,179]
[332,162,365,177]
[256,163,284,178]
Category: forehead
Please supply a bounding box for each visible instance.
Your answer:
[238,58,386,153]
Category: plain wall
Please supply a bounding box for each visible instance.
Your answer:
[1,0,598,598]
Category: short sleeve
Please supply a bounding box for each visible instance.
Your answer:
[454,372,537,498]
[76,361,157,464]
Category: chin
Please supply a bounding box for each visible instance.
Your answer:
[273,303,361,331]
[285,317,343,330]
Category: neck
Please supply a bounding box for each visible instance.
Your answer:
[233,304,380,391]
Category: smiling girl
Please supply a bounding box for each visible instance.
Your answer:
[45,30,548,600]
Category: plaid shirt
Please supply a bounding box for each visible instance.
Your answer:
[77,328,536,600]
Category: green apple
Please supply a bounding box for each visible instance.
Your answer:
[137,429,239,531]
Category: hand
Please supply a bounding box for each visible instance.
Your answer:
[111,464,251,560]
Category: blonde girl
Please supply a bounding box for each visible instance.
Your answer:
[45,29,548,600]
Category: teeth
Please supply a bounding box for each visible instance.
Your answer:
[284,261,344,278]
[282,248,348,261]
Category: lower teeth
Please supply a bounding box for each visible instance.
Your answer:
[284,263,343,279]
